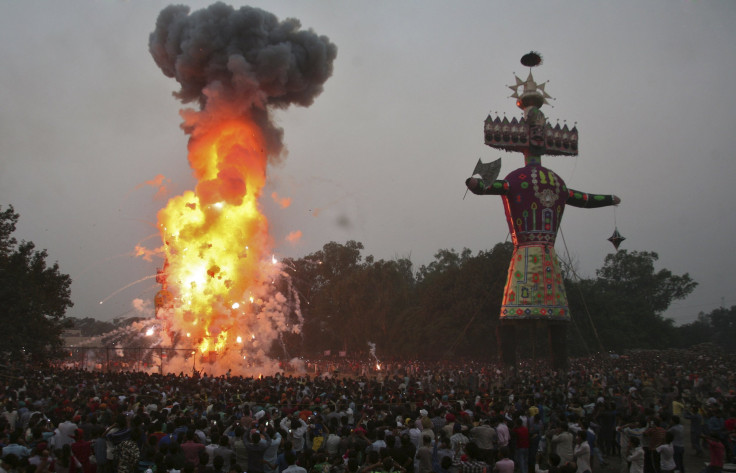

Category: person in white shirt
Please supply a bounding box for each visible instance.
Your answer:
[655,432,676,473]
[550,423,574,464]
[280,416,308,452]
[626,437,645,473]
[496,418,510,448]
[573,431,591,473]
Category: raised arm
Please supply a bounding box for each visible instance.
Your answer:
[466,177,509,196]
[566,189,620,209]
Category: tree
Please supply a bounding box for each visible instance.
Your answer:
[286,241,370,354]
[596,250,697,314]
[416,248,472,284]
[674,306,736,352]
[285,242,700,360]
[708,306,736,350]
[0,205,73,360]
[68,317,116,337]
[566,250,697,353]
[408,243,512,359]
[337,257,415,352]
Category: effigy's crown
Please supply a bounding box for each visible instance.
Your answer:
[484,52,579,157]
[509,70,552,109]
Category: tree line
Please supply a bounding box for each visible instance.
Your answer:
[1,204,732,361]
[280,240,727,359]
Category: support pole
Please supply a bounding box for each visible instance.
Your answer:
[548,324,568,370]
[497,323,517,366]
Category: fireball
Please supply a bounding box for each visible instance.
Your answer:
[158,116,271,357]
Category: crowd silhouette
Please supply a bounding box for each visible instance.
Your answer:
[0,346,734,473]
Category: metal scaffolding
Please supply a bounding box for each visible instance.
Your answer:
[59,346,199,374]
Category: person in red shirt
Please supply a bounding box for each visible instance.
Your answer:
[701,434,725,473]
[70,429,95,473]
[514,417,530,473]
[724,416,736,433]
[180,429,205,467]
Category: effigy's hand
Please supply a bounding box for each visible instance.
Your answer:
[466,177,482,194]
[612,195,621,206]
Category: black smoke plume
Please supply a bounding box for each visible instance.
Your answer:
[149,2,337,157]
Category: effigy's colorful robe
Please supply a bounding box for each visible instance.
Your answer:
[476,161,615,321]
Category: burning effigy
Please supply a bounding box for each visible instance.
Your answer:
[143,3,337,374]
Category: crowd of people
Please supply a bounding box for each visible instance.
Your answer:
[0,346,734,473]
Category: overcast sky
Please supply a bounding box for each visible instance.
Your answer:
[1,1,734,326]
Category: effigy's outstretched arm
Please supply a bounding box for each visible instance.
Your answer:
[465,177,509,196]
[566,188,621,208]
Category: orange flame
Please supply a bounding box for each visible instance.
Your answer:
[157,115,272,358]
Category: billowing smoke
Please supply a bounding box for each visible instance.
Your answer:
[149,2,337,157]
[144,3,336,375]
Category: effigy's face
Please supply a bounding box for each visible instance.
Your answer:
[526,106,546,155]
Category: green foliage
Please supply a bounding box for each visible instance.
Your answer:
[673,306,736,352]
[566,250,696,354]
[0,206,18,257]
[416,248,473,284]
[287,240,513,359]
[285,242,704,360]
[0,205,74,361]
[411,243,512,359]
[286,241,417,355]
[596,250,697,314]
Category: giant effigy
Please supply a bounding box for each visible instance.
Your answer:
[465,52,620,368]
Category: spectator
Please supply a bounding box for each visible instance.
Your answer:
[495,447,515,473]
[627,438,644,473]
[573,431,590,473]
[282,451,307,473]
[700,434,724,473]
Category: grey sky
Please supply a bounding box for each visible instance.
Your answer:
[0,1,734,325]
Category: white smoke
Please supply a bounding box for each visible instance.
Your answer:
[132,298,154,318]
[368,341,380,366]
